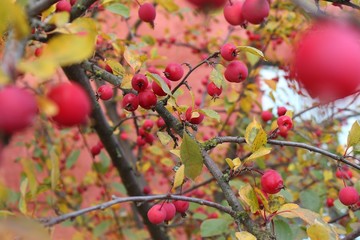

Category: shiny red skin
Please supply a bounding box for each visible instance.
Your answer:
[185,107,204,124]
[91,144,101,156]
[0,86,38,134]
[223,1,244,26]
[164,63,184,81]
[143,119,154,131]
[132,74,149,92]
[207,82,222,97]
[48,83,91,127]
[138,3,156,23]
[122,93,139,112]
[152,78,171,96]
[56,0,72,12]
[339,187,359,206]
[173,200,190,213]
[156,118,165,128]
[261,111,273,122]
[147,204,166,224]
[138,90,157,109]
[224,60,248,83]
[277,106,287,116]
[163,203,176,221]
[261,170,284,194]
[97,85,113,100]
[326,198,334,208]
[293,21,360,102]
[220,43,237,61]
[242,0,270,24]
[34,47,43,57]
[277,115,293,131]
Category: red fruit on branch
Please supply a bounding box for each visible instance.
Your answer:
[132,74,149,92]
[326,198,334,208]
[156,118,165,128]
[242,0,270,25]
[56,0,71,12]
[138,3,156,23]
[164,63,184,81]
[48,83,91,127]
[0,86,38,134]
[339,187,359,206]
[147,204,167,224]
[220,43,237,61]
[34,47,43,57]
[163,202,176,221]
[90,144,101,157]
[277,115,293,131]
[97,85,113,101]
[224,60,248,83]
[261,111,273,122]
[138,90,157,109]
[185,107,205,124]
[277,106,287,116]
[207,82,222,97]
[293,20,360,102]
[122,93,139,112]
[173,200,189,213]
[223,1,244,26]
[261,170,284,194]
[143,119,154,131]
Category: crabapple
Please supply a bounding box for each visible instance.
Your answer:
[48,83,91,127]
[277,106,287,116]
[185,107,205,124]
[163,202,176,221]
[147,204,166,224]
[91,144,101,157]
[122,93,139,112]
[339,187,359,206]
[326,198,334,208]
[261,110,273,122]
[220,43,237,61]
[97,85,113,101]
[187,0,226,9]
[277,115,293,131]
[242,0,270,25]
[164,63,184,81]
[138,90,157,109]
[0,86,38,134]
[207,82,222,97]
[143,119,154,131]
[138,3,156,23]
[261,170,284,194]
[173,200,190,213]
[223,1,244,26]
[143,186,151,195]
[156,118,165,128]
[136,136,146,147]
[34,47,43,57]
[56,0,71,12]
[224,60,248,83]
[152,78,171,96]
[70,0,76,5]
[132,74,149,92]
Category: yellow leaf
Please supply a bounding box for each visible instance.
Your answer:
[0,0,29,39]
[323,170,333,182]
[347,121,360,147]
[170,149,181,158]
[238,183,259,213]
[50,147,60,190]
[264,79,277,91]
[233,157,242,170]
[251,130,267,153]
[0,210,14,217]
[19,178,28,215]
[237,46,266,61]
[121,73,133,89]
[124,47,142,72]
[307,223,330,240]
[277,203,300,218]
[36,96,59,117]
[46,12,70,27]
[245,119,267,152]
[244,147,271,162]
[17,59,58,80]
[105,59,125,77]
[155,0,179,12]
[225,158,235,170]
[20,158,38,197]
[173,165,185,189]
[254,188,269,211]
[268,195,286,213]
[157,132,172,145]
[235,231,257,240]
[0,69,9,84]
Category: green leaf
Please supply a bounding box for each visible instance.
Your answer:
[307,223,330,240]
[274,219,293,240]
[173,165,185,189]
[200,219,229,237]
[300,190,321,212]
[147,72,172,96]
[209,65,225,88]
[105,3,130,18]
[200,109,220,122]
[111,182,127,195]
[180,132,203,180]
[157,131,172,145]
[155,0,179,12]
[347,121,360,148]
[237,46,266,60]
[66,150,80,169]
[238,183,259,213]
[93,220,111,237]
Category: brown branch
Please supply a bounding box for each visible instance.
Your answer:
[27,0,59,17]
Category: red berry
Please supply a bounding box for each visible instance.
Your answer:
[156,118,165,128]
[70,0,76,5]
[339,186,359,206]
[91,144,101,156]
[104,64,113,74]
[48,83,91,127]
[208,212,219,219]
[173,200,189,213]
[336,169,353,179]
[143,119,154,131]
[326,198,334,208]
[261,111,273,122]
[185,107,204,124]
[187,0,226,9]
[122,93,139,112]
[132,74,149,92]
[0,86,38,134]
[220,43,237,61]
[147,204,166,224]
[138,90,157,109]
[138,3,156,23]
[163,202,176,221]
[164,63,184,81]
[277,106,287,116]
[277,115,293,131]
[97,85,113,101]
[224,60,248,83]
[152,78,171,96]
[242,0,270,25]
[293,21,360,102]
[56,0,72,12]
[120,132,128,140]
[143,186,151,195]
[261,170,284,194]
[144,132,155,145]
[97,141,104,149]
[223,1,244,26]
[136,136,146,146]
[207,82,222,97]
[34,47,43,57]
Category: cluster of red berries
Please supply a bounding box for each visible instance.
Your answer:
[261,106,293,138]
[147,200,189,225]
[223,0,270,26]
[220,43,248,83]
[136,119,156,147]
[91,141,104,157]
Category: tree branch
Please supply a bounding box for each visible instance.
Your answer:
[27,0,59,17]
